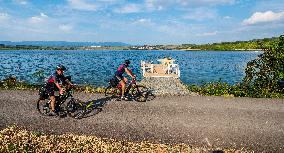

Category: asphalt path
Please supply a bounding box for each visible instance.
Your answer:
[0,90,283,152]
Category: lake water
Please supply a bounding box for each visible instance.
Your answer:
[0,50,262,86]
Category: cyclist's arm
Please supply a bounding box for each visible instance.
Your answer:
[64,78,73,86]
[125,68,135,78]
[53,76,64,94]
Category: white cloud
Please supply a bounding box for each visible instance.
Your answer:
[0,13,10,22]
[145,0,234,10]
[114,4,142,13]
[145,0,167,11]
[177,0,234,6]
[28,13,48,24]
[68,0,98,11]
[59,24,73,32]
[13,0,27,5]
[40,13,48,18]
[133,18,153,26]
[97,0,118,2]
[223,16,232,19]
[196,31,218,36]
[242,11,284,25]
[183,8,217,21]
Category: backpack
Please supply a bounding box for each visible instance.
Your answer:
[39,84,49,100]
[110,77,119,87]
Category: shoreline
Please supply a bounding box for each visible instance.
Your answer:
[0,48,264,51]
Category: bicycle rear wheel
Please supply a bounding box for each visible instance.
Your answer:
[37,98,51,116]
[105,85,120,98]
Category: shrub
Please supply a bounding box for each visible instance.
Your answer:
[189,35,284,98]
[242,35,284,97]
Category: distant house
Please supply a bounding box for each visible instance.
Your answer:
[90,45,101,48]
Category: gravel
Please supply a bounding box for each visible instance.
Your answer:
[140,77,194,96]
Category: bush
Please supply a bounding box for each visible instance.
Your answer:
[242,35,284,97]
[189,35,284,98]
[189,81,235,97]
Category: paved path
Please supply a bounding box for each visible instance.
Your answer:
[0,90,283,152]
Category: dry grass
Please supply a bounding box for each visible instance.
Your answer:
[0,126,249,153]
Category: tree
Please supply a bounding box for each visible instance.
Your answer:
[242,35,284,97]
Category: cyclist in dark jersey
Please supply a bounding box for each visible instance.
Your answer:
[115,60,135,100]
[46,64,73,116]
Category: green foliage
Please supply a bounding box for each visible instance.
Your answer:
[0,76,39,90]
[182,36,278,51]
[242,35,284,97]
[0,76,106,93]
[188,81,243,97]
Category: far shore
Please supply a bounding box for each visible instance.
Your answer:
[0,48,264,51]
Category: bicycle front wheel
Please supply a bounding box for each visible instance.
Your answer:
[37,98,51,116]
[67,98,85,119]
[132,85,148,102]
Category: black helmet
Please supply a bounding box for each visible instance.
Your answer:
[56,64,66,71]
[125,60,130,65]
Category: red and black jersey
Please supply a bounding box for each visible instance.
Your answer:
[47,72,66,85]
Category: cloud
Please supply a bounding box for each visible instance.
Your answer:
[114,4,142,13]
[145,0,235,10]
[223,16,232,19]
[242,11,284,25]
[145,0,168,11]
[133,18,153,26]
[183,8,217,21]
[13,0,27,5]
[68,0,98,11]
[59,24,73,32]
[28,13,48,24]
[0,13,10,22]
[177,0,235,6]
[196,31,218,36]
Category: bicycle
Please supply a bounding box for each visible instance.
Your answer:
[37,84,80,118]
[105,77,154,102]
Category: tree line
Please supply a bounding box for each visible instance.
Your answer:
[180,37,279,51]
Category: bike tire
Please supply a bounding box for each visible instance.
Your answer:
[132,85,148,102]
[37,98,51,116]
[67,99,85,119]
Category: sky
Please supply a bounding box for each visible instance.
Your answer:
[0,0,283,45]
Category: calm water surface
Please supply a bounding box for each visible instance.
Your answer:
[0,50,262,86]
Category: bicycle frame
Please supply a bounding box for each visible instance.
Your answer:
[116,78,137,95]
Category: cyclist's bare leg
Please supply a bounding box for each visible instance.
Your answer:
[50,96,56,112]
[120,80,126,97]
[123,77,128,84]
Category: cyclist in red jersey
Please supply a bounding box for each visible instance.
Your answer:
[46,64,73,116]
[114,60,135,100]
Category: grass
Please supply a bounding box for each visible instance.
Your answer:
[0,76,106,94]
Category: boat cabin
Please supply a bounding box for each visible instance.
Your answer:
[141,57,180,78]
